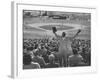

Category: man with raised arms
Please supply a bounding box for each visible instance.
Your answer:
[52,27,81,67]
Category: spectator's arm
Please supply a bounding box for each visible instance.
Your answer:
[37,63,41,68]
[70,29,81,41]
[54,32,61,39]
[52,27,61,39]
[80,56,84,62]
[41,57,46,67]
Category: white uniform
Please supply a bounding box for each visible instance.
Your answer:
[54,29,80,67]
[56,36,73,67]
[58,37,72,55]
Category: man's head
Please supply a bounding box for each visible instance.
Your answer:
[33,49,39,56]
[72,49,78,55]
[27,47,33,51]
[62,32,66,37]
[49,54,55,63]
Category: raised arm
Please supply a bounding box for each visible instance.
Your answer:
[70,29,81,41]
[53,32,60,38]
[52,27,61,39]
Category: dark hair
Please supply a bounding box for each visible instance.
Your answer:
[23,54,32,65]
[72,49,78,55]
[27,47,33,51]
[62,32,66,37]
[49,54,55,63]
[52,27,57,33]
[33,49,39,56]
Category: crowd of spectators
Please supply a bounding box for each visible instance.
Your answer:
[23,38,91,69]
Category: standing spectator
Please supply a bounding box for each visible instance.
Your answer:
[52,27,81,67]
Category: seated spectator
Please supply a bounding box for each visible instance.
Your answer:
[23,54,40,69]
[27,47,34,56]
[23,38,91,68]
[45,54,59,68]
[40,47,49,63]
[32,49,46,68]
[68,49,84,67]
